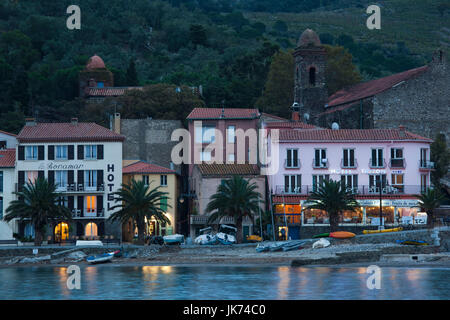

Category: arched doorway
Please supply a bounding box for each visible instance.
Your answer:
[54,222,69,242]
[85,222,98,238]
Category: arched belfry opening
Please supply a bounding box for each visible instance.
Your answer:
[309,67,316,86]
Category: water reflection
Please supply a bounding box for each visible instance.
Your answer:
[0,265,448,300]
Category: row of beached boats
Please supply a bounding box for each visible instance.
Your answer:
[194,225,238,245]
[255,239,312,252]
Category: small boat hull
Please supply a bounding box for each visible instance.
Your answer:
[163,234,184,244]
[86,252,114,264]
[363,227,403,234]
[312,233,330,238]
[329,231,355,239]
[396,240,428,246]
[194,234,218,245]
[216,232,236,245]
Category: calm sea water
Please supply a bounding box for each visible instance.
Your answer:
[0,265,448,300]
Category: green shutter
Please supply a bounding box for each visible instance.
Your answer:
[160,197,168,211]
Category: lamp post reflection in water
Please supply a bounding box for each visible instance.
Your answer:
[277,266,290,299]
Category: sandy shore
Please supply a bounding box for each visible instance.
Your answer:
[1,241,449,268]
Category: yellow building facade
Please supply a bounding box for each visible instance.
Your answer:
[122,160,179,241]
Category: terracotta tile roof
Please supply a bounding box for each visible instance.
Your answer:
[327,65,428,107]
[278,128,432,142]
[187,108,260,120]
[0,149,15,168]
[264,121,318,129]
[0,130,17,137]
[17,122,125,143]
[87,87,143,97]
[196,164,260,176]
[123,161,176,174]
[261,113,288,121]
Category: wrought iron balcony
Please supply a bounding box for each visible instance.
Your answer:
[419,160,434,169]
[340,159,358,168]
[369,158,386,168]
[312,158,329,169]
[284,159,300,169]
[389,158,406,168]
[72,208,105,218]
[55,183,105,193]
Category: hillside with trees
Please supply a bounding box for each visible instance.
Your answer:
[0,0,448,132]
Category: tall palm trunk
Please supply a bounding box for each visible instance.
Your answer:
[137,218,146,245]
[235,216,243,244]
[426,210,434,229]
[34,229,43,246]
[329,211,340,232]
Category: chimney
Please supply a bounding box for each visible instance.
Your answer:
[71,117,78,125]
[113,113,121,134]
[291,102,300,121]
[25,118,36,126]
[399,125,406,137]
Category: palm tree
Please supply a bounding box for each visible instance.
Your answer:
[416,188,445,228]
[305,179,360,232]
[4,177,72,246]
[206,176,262,243]
[108,179,171,244]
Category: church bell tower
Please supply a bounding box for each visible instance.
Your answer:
[293,29,328,123]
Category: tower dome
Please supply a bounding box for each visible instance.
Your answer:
[86,55,106,70]
[297,29,321,47]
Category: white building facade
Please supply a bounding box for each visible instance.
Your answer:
[11,119,124,242]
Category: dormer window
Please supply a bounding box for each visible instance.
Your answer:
[309,67,316,86]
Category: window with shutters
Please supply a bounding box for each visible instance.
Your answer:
[55,146,68,160]
[284,175,301,193]
[370,148,385,168]
[0,171,3,193]
[342,149,356,168]
[369,174,387,193]
[85,145,97,160]
[85,170,97,189]
[160,175,168,186]
[143,175,150,186]
[285,149,299,168]
[25,146,38,160]
[314,149,327,168]
[55,171,68,190]
[85,196,97,215]
[25,171,38,184]
[312,175,329,192]
[340,175,358,193]
[0,196,2,219]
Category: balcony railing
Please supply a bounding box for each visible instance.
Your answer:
[369,158,386,168]
[389,158,406,168]
[284,159,300,169]
[340,159,358,168]
[55,183,105,193]
[419,160,434,169]
[72,208,105,218]
[273,185,425,196]
[312,158,329,169]
[190,215,252,225]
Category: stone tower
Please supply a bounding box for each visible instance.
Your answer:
[293,29,328,123]
[79,55,114,97]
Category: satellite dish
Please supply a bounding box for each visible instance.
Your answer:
[332,122,339,130]
[291,102,300,112]
[303,113,310,121]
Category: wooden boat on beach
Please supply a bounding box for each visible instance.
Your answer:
[86,252,115,264]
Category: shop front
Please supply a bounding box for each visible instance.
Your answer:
[273,198,426,232]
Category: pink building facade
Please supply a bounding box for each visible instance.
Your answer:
[267,127,433,239]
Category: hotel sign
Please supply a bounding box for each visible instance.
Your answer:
[38,162,84,170]
[357,199,419,207]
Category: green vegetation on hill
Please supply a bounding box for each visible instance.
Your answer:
[0,0,447,132]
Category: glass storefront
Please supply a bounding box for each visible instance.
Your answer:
[273,199,421,226]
